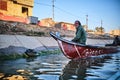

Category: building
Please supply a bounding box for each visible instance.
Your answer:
[0,0,34,23]
[38,18,55,27]
[0,0,34,17]
[55,22,90,31]
[109,29,120,36]
[55,22,75,31]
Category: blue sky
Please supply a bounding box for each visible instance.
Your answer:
[33,0,120,32]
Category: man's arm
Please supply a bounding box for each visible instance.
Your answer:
[72,28,82,42]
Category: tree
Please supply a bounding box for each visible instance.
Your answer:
[95,26,104,33]
[99,26,104,33]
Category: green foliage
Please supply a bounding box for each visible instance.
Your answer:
[0,49,61,60]
[39,49,61,56]
[0,53,23,60]
[95,26,104,32]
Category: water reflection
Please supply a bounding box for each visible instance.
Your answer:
[60,54,120,80]
[0,53,120,80]
[26,57,37,62]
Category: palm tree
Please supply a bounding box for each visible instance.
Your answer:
[95,26,104,34]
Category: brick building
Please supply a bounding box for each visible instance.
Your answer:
[0,0,34,23]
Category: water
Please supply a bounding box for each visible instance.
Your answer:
[0,52,120,80]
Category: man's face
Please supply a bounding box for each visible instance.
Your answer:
[74,21,79,28]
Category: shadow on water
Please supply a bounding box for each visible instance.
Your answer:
[0,52,120,80]
[59,53,120,80]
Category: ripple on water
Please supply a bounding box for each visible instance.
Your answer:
[34,74,60,80]
[0,52,120,80]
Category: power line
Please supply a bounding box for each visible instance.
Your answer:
[55,6,80,18]
[34,1,81,19]
[33,1,101,23]
[34,2,51,7]
[33,1,109,29]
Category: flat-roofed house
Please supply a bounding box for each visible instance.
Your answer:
[0,0,34,23]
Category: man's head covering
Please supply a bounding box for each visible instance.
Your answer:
[75,20,81,26]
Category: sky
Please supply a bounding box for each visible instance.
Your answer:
[33,0,120,32]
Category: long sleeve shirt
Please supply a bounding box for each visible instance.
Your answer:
[72,25,86,44]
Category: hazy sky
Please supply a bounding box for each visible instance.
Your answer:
[33,0,120,32]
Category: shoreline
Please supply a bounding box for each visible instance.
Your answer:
[0,34,113,60]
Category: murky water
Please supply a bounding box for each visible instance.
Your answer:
[0,52,120,80]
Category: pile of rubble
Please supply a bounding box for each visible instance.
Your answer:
[0,20,75,37]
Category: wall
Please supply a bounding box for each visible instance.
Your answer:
[0,0,33,18]
[0,35,113,49]
[39,18,55,27]
[109,30,120,36]
[55,22,75,31]
[0,35,58,49]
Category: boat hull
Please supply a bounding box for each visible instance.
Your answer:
[57,39,118,59]
[50,32,119,59]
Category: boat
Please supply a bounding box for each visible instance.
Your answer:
[50,32,119,59]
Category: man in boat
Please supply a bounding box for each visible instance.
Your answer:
[72,20,86,45]
[112,35,120,46]
[105,35,120,46]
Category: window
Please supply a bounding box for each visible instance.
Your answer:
[0,0,7,10]
[22,7,28,13]
[22,7,28,16]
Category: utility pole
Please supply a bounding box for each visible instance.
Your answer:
[86,15,88,31]
[101,19,103,34]
[101,19,102,28]
[52,0,54,21]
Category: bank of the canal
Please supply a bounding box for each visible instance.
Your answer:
[0,35,61,59]
[0,35,114,59]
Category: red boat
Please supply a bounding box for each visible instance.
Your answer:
[50,32,119,59]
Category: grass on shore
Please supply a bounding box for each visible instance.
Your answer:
[0,49,61,60]
[39,49,61,55]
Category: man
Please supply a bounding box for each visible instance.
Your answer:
[72,20,86,45]
[112,35,120,46]
[105,35,120,46]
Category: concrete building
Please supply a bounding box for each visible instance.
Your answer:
[55,22,89,31]
[109,29,120,36]
[0,0,34,23]
[38,18,55,27]
[0,0,33,17]
[55,22,75,31]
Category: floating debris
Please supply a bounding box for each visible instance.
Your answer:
[17,69,33,75]
[3,75,28,80]
[0,73,4,78]
[25,49,39,57]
